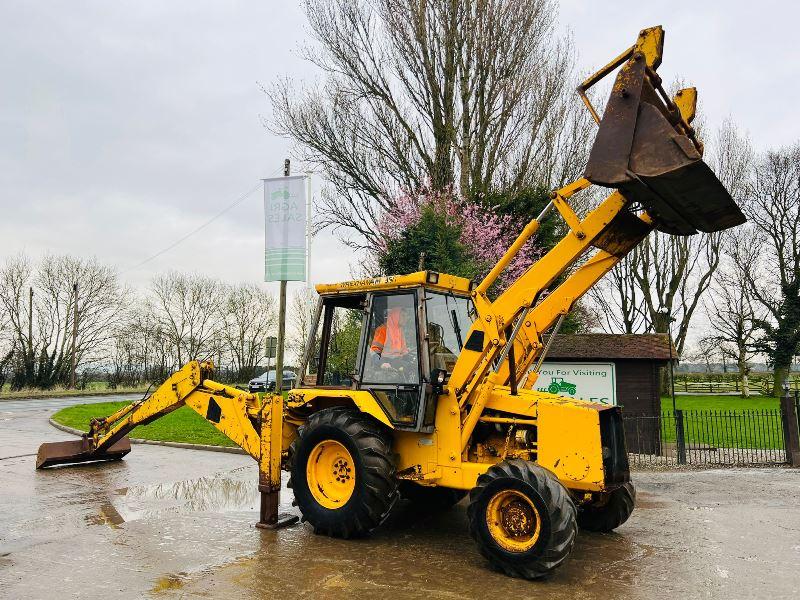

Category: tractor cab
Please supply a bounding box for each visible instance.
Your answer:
[307,271,475,432]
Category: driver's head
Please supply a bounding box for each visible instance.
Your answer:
[387,306,411,327]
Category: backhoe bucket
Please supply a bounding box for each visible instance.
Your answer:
[583,53,745,235]
[36,436,131,469]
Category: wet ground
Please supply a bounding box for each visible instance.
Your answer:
[1,398,799,599]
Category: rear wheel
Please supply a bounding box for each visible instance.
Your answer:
[467,459,577,579]
[290,407,398,538]
[577,482,635,532]
[398,481,466,511]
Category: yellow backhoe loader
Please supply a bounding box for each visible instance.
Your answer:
[37,26,745,579]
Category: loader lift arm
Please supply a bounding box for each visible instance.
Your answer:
[36,361,296,528]
[449,25,745,452]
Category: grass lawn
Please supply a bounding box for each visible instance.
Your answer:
[653,395,785,450]
[660,395,780,411]
[52,401,238,447]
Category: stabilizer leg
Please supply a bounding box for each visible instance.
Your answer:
[255,394,298,529]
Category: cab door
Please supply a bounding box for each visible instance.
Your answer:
[357,290,425,430]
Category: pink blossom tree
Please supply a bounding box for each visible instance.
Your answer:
[376,189,543,291]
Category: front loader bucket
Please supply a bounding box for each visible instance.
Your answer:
[36,436,131,469]
[583,51,746,235]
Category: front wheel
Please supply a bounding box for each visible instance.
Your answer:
[577,482,635,532]
[467,459,577,579]
[290,407,398,538]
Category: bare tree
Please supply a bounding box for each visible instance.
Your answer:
[0,253,123,389]
[734,142,800,396]
[701,253,763,396]
[0,255,36,387]
[591,120,753,363]
[289,287,320,374]
[149,272,224,367]
[588,251,647,335]
[269,0,591,249]
[221,284,276,381]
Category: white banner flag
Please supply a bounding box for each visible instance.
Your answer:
[263,175,308,282]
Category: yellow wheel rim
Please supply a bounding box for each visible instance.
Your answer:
[486,489,541,552]
[306,440,356,509]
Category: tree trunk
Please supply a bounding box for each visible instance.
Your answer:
[738,356,749,398]
[773,365,790,398]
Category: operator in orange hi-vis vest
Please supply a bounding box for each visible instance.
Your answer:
[369,306,412,370]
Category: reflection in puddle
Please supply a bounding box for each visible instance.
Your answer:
[88,475,260,526]
[151,573,186,593]
[85,502,126,527]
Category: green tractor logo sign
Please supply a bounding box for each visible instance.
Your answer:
[547,377,577,396]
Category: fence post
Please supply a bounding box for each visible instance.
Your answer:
[780,387,800,467]
[675,409,687,465]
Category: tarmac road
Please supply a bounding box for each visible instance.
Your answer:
[1,398,799,599]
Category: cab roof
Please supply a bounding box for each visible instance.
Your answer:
[315,271,473,296]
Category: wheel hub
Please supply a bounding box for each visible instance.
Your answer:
[500,498,535,537]
[306,440,356,509]
[486,489,542,553]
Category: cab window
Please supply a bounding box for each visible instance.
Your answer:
[361,293,420,425]
[362,293,419,385]
[425,292,473,374]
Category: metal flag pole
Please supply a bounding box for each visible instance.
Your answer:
[273,158,291,398]
[256,157,300,530]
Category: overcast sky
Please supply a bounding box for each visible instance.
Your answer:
[1,1,798,301]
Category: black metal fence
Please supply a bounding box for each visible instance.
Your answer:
[623,402,799,467]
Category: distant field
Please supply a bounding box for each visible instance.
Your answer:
[1,384,148,400]
[673,373,799,395]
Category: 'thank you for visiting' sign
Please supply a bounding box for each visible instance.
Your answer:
[535,362,617,405]
[263,175,308,282]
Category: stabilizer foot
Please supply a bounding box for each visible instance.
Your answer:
[256,513,299,530]
[257,486,298,529]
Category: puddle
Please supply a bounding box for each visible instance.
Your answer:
[86,474,260,526]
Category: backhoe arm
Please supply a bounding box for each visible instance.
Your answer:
[37,360,294,527]
[36,362,263,469]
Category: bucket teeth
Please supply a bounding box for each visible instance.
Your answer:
[36,437,131,469]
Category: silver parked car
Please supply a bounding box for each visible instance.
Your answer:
[248,369,297,393]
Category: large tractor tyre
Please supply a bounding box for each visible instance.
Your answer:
[577,482,635,532]
[398,481,467,511]
[467,459,577,580]
[289,407,398,539]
